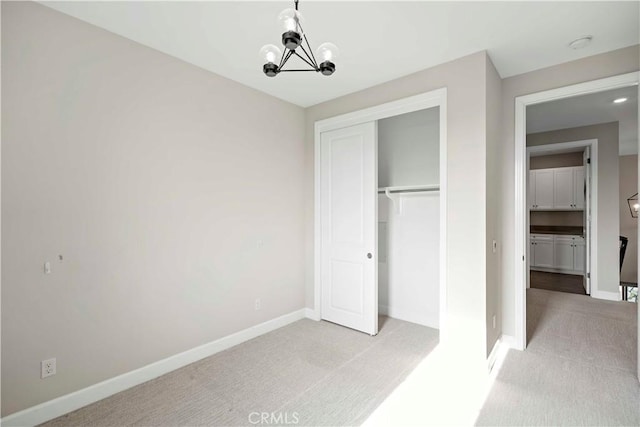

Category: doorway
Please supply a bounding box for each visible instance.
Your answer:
[526,140,597,298]
[514,71,639,350]
[313,89,447,337]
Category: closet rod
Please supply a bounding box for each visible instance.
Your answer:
[377,188,440,194]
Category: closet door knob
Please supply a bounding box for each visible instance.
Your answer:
[367,253,372,259]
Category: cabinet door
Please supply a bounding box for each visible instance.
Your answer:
[534,170,554,210]
[554,238,574,270]
[534,239,554,268]
[573,167,585,210]
[529,171,536,209]
[554,168,574,209]
[573,239,585,272]
[529,239,535,266]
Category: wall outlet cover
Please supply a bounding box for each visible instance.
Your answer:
[41,358,56,378]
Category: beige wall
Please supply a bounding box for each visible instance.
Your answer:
[305,51,497,366]
[2,2,306,416]
[500,44,639,340]
[527,123,620,296]
[485,57,502,356]
[529,152,584,169]
[619,155,638,283]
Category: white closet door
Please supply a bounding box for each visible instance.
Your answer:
[320,122,377,335]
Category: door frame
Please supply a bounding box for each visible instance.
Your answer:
[514,71,639,351]
[313,88,448,337]
[526,139,598,293]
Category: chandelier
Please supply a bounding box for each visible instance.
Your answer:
[627,193,638,218]
[260,0,339,77]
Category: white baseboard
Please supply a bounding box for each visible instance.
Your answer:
[1,309,306,427]
[304,307,320,321]
[487,338,509,379]
[378,304,439,329]
[487,338,501,372]
[500,334,518,349]
[591,289,621,301]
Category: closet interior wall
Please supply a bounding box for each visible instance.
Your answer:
[377,107,441,328]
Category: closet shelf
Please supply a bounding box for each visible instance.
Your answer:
[378,184,439,214]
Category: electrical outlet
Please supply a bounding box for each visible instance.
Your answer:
[44,262,51,274]
[492,315,497,329]
[254,298,261,311]
[41,358,56,379]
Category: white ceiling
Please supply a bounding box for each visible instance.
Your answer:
[40,1,639,107]
[527,86,639,156]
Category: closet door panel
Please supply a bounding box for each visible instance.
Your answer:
[320,122,377,335]
[386,194,440,328]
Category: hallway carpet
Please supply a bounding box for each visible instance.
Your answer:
[41,317,438,427]
[476,288,639,426]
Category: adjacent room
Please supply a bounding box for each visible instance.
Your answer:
[526,86,639,301]
[2,1,639,426]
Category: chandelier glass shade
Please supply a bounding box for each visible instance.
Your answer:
[260,0,338,77]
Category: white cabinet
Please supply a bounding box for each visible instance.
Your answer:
[573,238,585,272]
[573,167,585,210]
[530,234,585,274]
[553,168,574,210]
[529,170,554,210]
[529,166,584,211]
[530,234,554,268]
[554,236,575,270]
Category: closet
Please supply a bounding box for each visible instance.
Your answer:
[377,108,440,329]
[317,102,441,335]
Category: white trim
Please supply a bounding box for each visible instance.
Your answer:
[1,309,306,427]
[514,71,638,351]
[487,338,502,373]
[315,89,447,134]
[304,307,320,321]
[313,88,448,339]
[499,334,518,349]
[590,290,621,302]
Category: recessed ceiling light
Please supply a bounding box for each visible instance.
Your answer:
[568,35,593,50]
[613,98,628,104]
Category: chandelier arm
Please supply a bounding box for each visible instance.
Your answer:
[279,69,317,72]
[279,49,294,69]
[298,26,319,67]
[293,50,317,70]
[298,43,318,69]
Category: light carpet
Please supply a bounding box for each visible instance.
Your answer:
[476,288,639,426]
[41,316,438,427]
